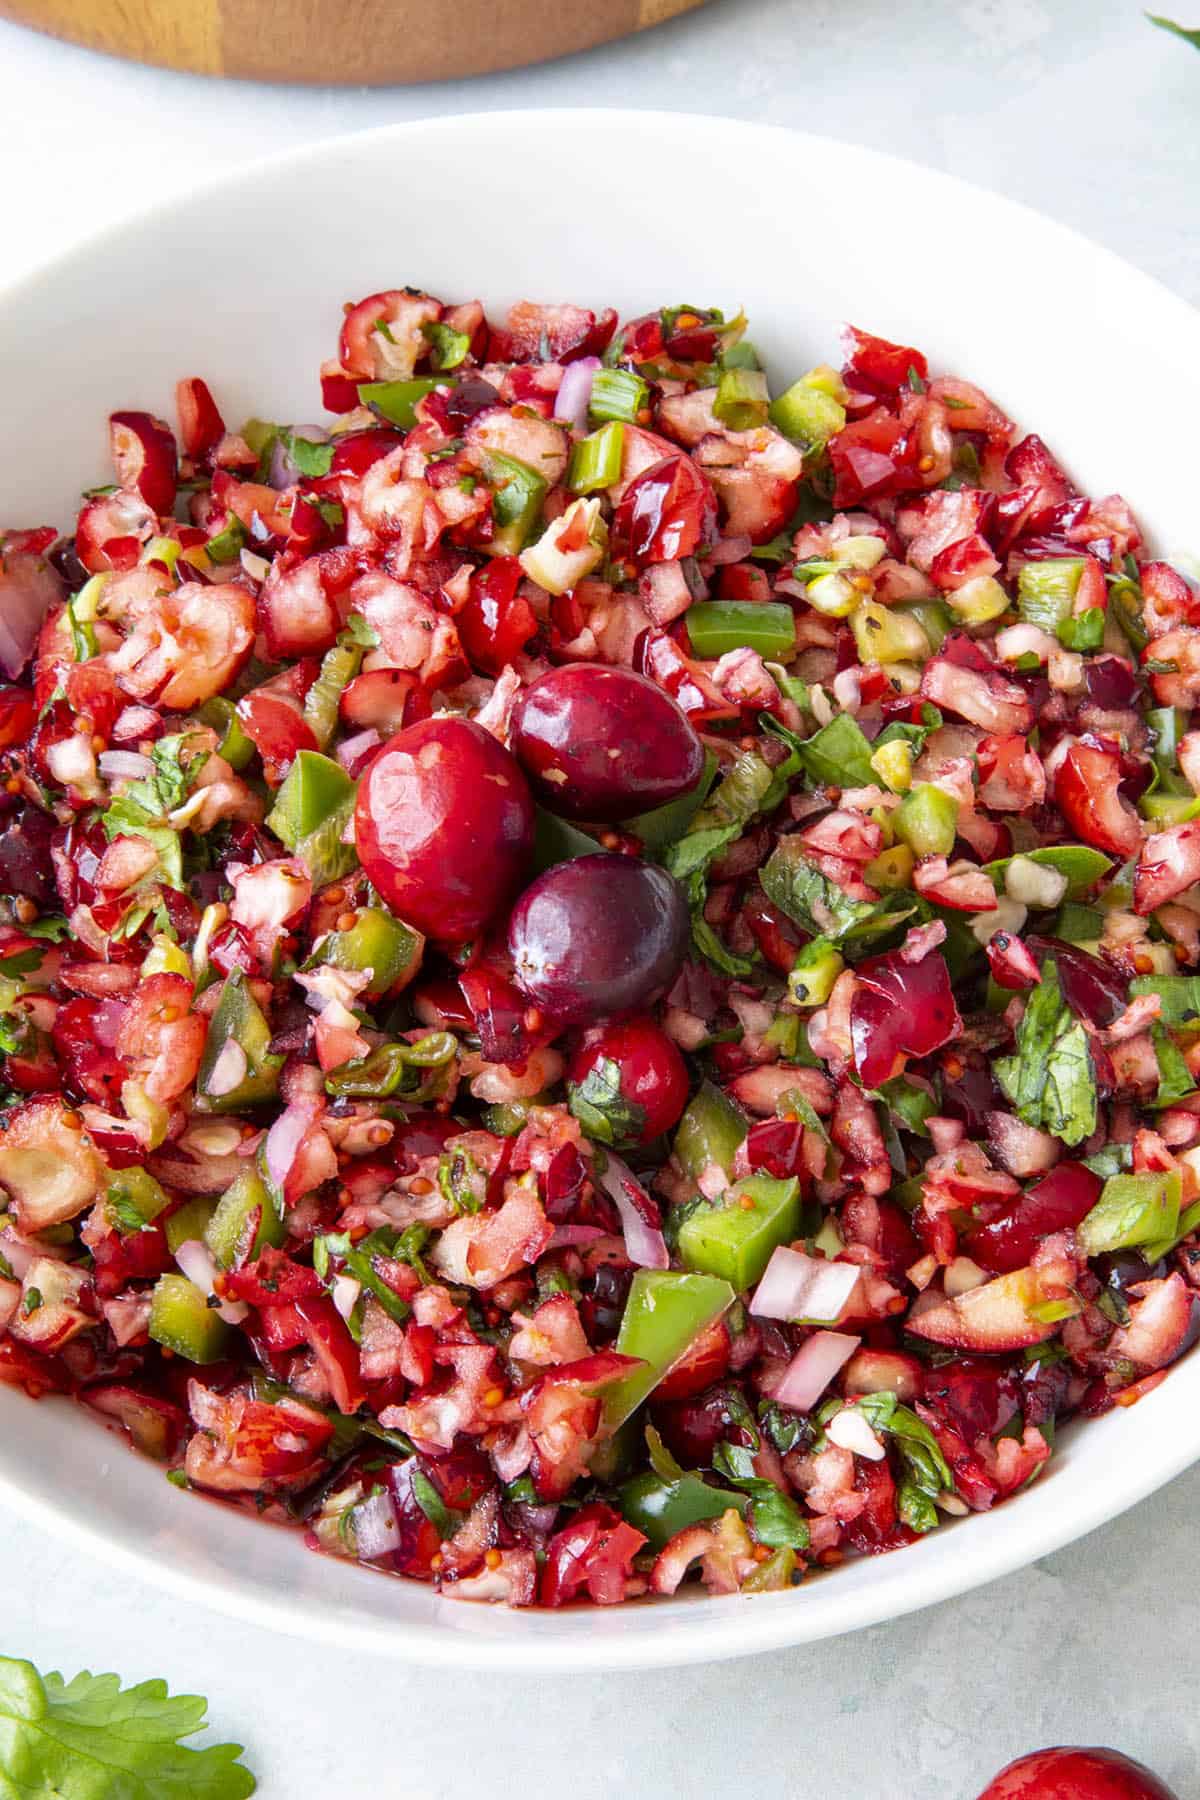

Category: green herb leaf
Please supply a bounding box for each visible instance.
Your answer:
[994,958,1097,1146]
[100,796,184,891]
[763,712,875,791]
[278,430,335,479]
[0,1655,256,1798]
[410,1469,453,1539]
[567,1055,647,1148]
[711,1442,811,1549]
[1148,12,1200,47]
[851,1393,953,1532]
[761,837,923,949]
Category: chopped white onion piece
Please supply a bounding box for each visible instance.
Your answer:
[827,1406,886,1461]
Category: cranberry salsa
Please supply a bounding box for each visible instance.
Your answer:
[0,293,1198,1611]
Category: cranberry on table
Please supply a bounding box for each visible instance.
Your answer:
[976,1747,1177,1800]
[355,716,534,942]
[511,664,704,821]
[507,853,689,1028]
[567,1015,690,1145]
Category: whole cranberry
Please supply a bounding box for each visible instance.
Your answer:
[975,1747,1177,1800]
[511,664,703,821]
[356,716,533,942]
[507,853,689,1028]
[567,1015,690,1146]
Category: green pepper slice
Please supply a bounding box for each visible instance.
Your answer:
[678,1174,802,1292]
[601,1269,735,1430]
[195,969,284,1113]
[149,1273,232,1364]
[685,601,796,661]
[308,908,423,996]
[673,1080,749,1184]
[205,1166,287,1269]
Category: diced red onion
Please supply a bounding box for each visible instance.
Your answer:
[111,705,160,742]
[707,533,753,566]
[206,1037,248,1099]
[332,1273,362,1321]
[553,357,599,432]
[773,1330,861,1411]
[97,749,156,782]
[91,998,128,1049]
[927,1115,966,1155]
[336,728,381,773]
[264,1096,316,1195]
[352,1487,402,1560]
[594,1153,669,1269]
[268,425,328,490]
[750,1247,860,1324]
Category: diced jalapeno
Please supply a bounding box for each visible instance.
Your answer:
[148,1273,232,1364]
[713,367,770,432]
[195,969,284,1113]
[616,1469,733,1547]
[1077,1171,1181,1257]
[308,908,422,996]
[358,378,450,427]
[303,636,364,750]
[769,378,846,448]
[685,601,796,661]
[788,938,844,1008]
[478,450,548,555]
[106,1168,171,1226]
[197,697,255,772]
[266,750,358,888]
[1017,558,1085,633]
[892,783,959,859]
[205,1166,286,1269]
[164,1196,218,1255]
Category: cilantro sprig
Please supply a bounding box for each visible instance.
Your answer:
[0,1653,256,1797]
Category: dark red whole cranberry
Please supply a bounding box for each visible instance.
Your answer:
[511,664,704,822]
[0,803,55,905]
[975,1745,1178,1800]
[566,1015,690,1145]
[356,716,534,943]
[1093,1250,1168,1298]
[923,1357,1020,1442]
[507,854,689,1028]
[965,1162,1103,1274]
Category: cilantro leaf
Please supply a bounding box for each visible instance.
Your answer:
[278,430,335,479]
[994,958,1097,1146]
[1149,12,1200,46]
[761,836,923,949]
[567,1055,647,1148]
[761,712,875,791]
[410,1469,454,1538]
[851,1393,954,1534]
[100,796,184,891]
[711,1442,811,1550]
[0,1654,256,1798]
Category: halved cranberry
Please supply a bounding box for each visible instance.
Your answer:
[511,664,703,822]
[356,717,534,942]
[964,1162,1103,1274]
[458,559,538,677]
[922,1356,1020,1442]
[109,411,178,517]
[614,456,717,566]
[849,946,962,1087]
[175,378,225,461]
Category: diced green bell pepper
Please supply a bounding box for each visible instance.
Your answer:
[678,1174,802,1291]
[616,1469,734,1548]
[164,1195,217,1255]
[197,697,255,771]
[673,1080,748,1182]
[478,450,547,555]
[205,1166,286,1269]
[266,750,358,888]
[309,907,422,996]
[893,783,959,858]
[358,378,450,427]
[713,367,770,431]
[1077,1171,1181,1257]
[195,968,285,1113]
[1054,902,1104,947]
[148,1273,232,1364]
[602,1269,735,1429]
[685,601,796,661]
[303,636,364,750]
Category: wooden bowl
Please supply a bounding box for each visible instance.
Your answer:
[0,0,705,83]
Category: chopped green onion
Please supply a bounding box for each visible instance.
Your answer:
[713,367,770,432]
[893,784,959,859]
[567,421,624,494]
[769,378,846,448]
[684,600,796,660]
[588,368,649,425]
[1017,558,1084,633]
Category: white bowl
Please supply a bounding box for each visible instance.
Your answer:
[2,111,1198,1670]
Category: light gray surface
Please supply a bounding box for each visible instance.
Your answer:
[2,4,1198,1794]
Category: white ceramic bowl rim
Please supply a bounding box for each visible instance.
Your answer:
[1,109,1198,1670]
